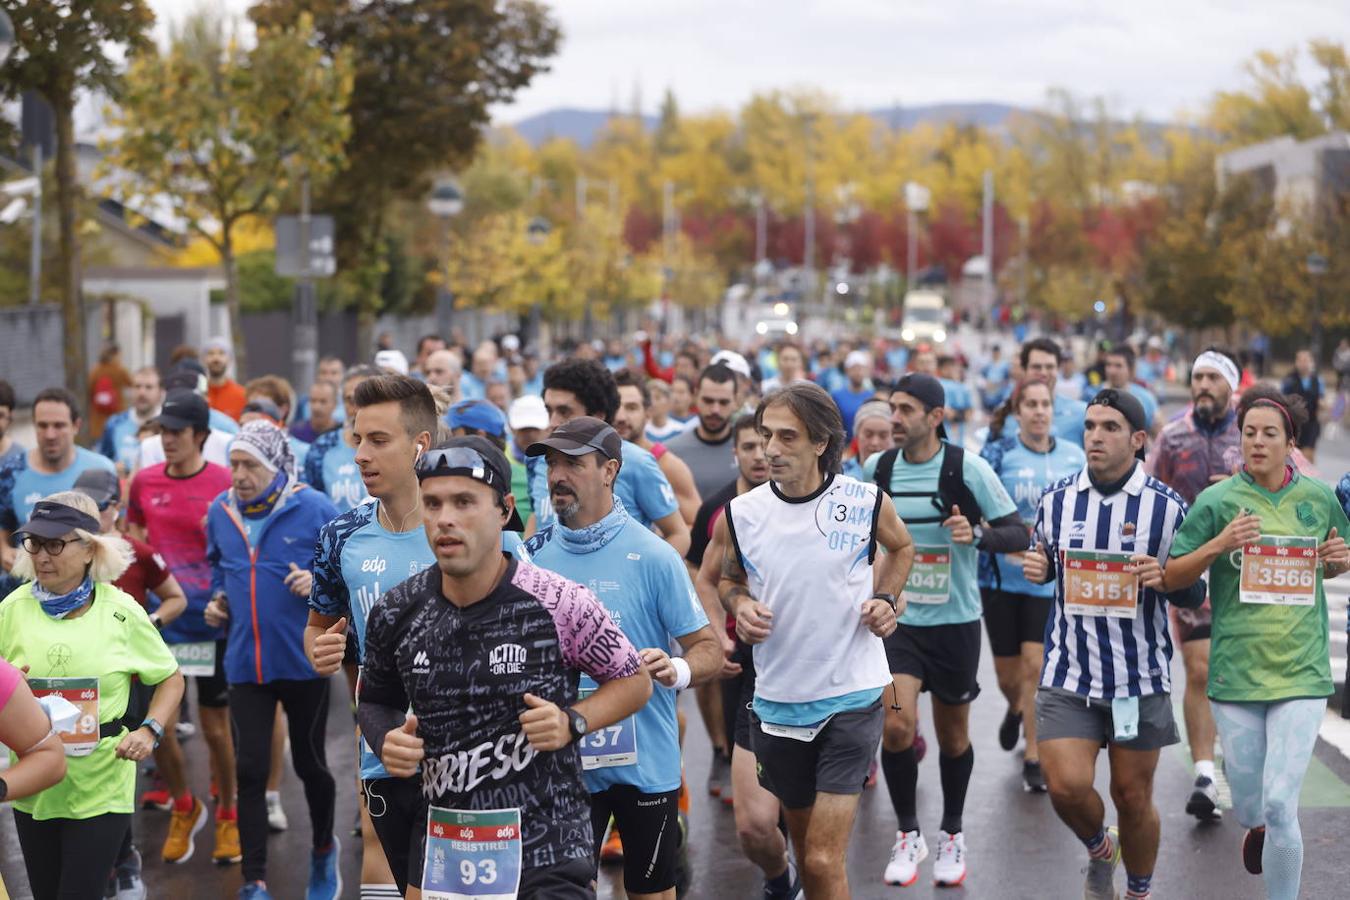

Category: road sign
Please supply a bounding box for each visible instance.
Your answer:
[275,215,336,278]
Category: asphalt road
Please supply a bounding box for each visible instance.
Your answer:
[3,362,1350,899]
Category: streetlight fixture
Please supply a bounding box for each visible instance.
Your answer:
[427,180,464,339]
[1307,252,1329,361]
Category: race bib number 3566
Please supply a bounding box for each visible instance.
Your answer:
[1240,535,1317,606]
[1063,550,1138,618]
[422,807,522,900]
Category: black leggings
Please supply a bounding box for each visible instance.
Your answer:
[13,810,130,900]
[228,679,336,883]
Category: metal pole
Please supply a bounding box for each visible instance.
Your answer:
[28,143,41,305]
[906,208,917,288]
[755,195,767,265]
[436,216,454,341]
[982,169,995,313]
[293,176,318,392]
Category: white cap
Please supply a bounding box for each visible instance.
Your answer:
[374,349,409,375]
[501,334,521,352]
[844,350,871,370]
[508,395,549,431]
[710,350,752,379]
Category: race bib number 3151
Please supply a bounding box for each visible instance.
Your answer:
[422,807,522,900]
[1063,550,1139,618]
[1240,535,1317,606]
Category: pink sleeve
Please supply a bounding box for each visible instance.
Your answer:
[0,657,22,713]
[513,563,642,682]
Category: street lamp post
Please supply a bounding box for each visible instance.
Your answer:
[524,216,552,348]
[904,182,930,288]
[1307,252,1329,362]
[427,181,464,340]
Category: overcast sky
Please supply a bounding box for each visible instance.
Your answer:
[146,0,1350,123]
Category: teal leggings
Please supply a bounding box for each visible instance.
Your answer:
[1210,697,1326,900]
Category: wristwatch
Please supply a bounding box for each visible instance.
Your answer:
[149,613,164,630]
[872,592,898,613]
[0,776,8,803]
[140,717,165,748]
[971,525,985,547]
[563,707,588,744]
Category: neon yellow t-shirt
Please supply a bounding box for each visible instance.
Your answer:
[0,581,179,820]
[1169,471,1350,703]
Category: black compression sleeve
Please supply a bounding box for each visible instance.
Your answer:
[1165,578,1207,610]
[975,513,1032,554]
[357,702,408,763]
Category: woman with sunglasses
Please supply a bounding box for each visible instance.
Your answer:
[1163,384,1350,900]
[0,491,183,900]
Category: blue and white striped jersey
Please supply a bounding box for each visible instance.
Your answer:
[1034,463,1189,699]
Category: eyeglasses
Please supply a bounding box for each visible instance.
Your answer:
[415,447,504,490]
[21,535,84,557]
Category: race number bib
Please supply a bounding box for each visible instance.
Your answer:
[29,677,100,757]
[1240,535,1317,606]
[1063,550,1139,619]
[578,678,637,769]
[171,641,217,677]
[902,545,952,605]
[422,807,522,900]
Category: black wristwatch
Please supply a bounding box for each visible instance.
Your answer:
[0,776,8,803]
[564,707,588,744]
[872,592,898,613]
[140,717,164,748]
[971,525,985,547]
[149,614,164,630]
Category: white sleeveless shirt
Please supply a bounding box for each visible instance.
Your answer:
[725,473,891,705]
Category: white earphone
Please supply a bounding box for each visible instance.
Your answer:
[414,442,425,456]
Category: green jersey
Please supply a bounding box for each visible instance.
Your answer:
[1169,470,1350,703]
[0,581,179,820]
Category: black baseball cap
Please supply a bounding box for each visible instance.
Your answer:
[73,468,121,510]
[525,416,623,462]
[12,500,100,544]
[1087,388,1149,460]
[415,435,525,532]
[156,389,210,431]
[891,373,949,441]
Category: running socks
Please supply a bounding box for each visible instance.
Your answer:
[1194,758,1216,781]
[1125,872,1153,899]
[938,745,974,835]
[880,747,920,832]
[361,886,402,900]
[1083,829,1114,860]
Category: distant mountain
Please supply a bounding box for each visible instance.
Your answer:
[505,101,1030,147]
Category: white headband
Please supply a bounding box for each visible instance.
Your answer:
[1192,351,1239,393]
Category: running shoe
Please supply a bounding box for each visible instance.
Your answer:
[932,830,967,886]
[306,836,342,900]
[1022,759,1048,793]
[213,817,243,865]
[175,721,197,741]
[913,729,928,764]
[140,786,172,811]
[998,708,1023,751]
[720,775,735,807]
[707,749,730,797]
[600,823,624,863]
[162,797,207,864]
[1084,825,1121,900]
[267,791,289,833]
[1185,775,1221,821]
[1242,826,1265,875]
[763,860,802,900]
[113,846,146,900]
[883,829,928,887]
[238,882,272,900]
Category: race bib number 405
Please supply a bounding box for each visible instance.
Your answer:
[170,641,217,678]
[1063,550,1139,618]
[422,807,522,900]
[902,545,952,605]
[1240,535,1317,606]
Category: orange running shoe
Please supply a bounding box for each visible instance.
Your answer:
[600,822,624,863]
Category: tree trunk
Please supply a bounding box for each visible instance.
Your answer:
[221,228,248,380]
[52,96,87,423]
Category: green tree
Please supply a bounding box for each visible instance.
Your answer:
[0,0,154,404]
[250,0,562,351]
[103,11,352,378]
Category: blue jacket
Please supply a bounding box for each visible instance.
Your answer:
[206,484,338,684]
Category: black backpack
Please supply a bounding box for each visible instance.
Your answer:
[872,443,985,526]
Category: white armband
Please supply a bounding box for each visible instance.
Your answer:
[670,656,692,691]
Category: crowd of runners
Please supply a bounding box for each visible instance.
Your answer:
[0,324,1346,900]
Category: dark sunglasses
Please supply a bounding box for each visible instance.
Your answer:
[21,535,85,557]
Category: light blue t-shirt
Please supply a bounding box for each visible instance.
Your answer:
[527,505,707,794]
[529,439,677,530]
[863,443,1017,626]
[977,435,1086,597]
[288,436,311,473]
[0,447,117,531]
[1001,398,1087,448]
[98,410,146,472]
[321,443,367,514]
[210,409,240,435]
[939,377,974,446]
[1127,383,1159,430]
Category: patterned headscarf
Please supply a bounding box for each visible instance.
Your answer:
[230,420,296,480]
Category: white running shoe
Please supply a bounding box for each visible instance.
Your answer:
[883,829,928,887]
[266,791,289,833]
[1084,825,1121,900]
[932,830,967,887]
